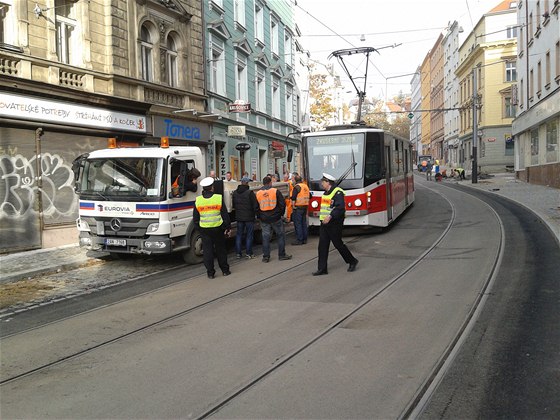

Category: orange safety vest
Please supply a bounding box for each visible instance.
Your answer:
[256,188,278,211]
[295,183,310,207]
[285,183,294,220]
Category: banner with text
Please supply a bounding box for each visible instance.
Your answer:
[0,92,147,133]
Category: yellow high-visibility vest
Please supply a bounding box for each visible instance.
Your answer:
[319,187,343,221]
[195,194,223,228]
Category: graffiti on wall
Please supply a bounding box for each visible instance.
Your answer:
[0,152,77,224]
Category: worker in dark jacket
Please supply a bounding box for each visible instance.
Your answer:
[232,176,258,259]
[193,177,231,278]
[256,176,291,263]
[313,173,358,276]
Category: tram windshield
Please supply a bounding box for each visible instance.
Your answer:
[79,157,164,201]
[305,133,365,182]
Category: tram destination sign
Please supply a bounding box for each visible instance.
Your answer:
[313,134,363,145]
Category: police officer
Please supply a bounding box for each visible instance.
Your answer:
[313,173,358,276]
[193,177,231,278]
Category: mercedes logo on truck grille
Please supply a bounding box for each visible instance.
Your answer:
[110,218,122,232]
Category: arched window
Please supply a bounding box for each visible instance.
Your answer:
[165,35,178,87]
[140,25,153,82]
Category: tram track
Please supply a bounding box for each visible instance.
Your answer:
[1,183,506,419]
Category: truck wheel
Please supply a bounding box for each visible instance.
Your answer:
[184,230,203,265]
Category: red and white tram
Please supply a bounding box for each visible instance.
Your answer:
[302,125,414,227]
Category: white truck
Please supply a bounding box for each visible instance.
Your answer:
[72,140,289,263]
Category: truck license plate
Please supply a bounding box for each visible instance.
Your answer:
[106,238,126,246]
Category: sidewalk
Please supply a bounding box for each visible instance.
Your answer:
[1,175,559,286]
[456,173,560,244]
[1,244,91,284]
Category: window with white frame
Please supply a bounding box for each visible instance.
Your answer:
[537,61,542,94]
[255,3,264,42]
[272,76,280,118]
[506,25,517,38]
[285,32,293,68]
[234,0,245,27]
[165,34,178,87]
[285,85,293,124]
[504,96,515,118]
[546,120,558,163]
[210,41,226,96]
[55,0,77,64]
[255,66,266,112]
[531,128,539,165]
[545,51,551,87]
[236,54,248,101]
[506,61,517,82]
[271,19,279,56]
[140,25,153,82]
[0,1,16,45]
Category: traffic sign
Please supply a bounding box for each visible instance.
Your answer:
[408,112,414,119]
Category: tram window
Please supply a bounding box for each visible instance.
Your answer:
[364,133,383,185]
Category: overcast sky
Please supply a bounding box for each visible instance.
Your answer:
[294,0,493,101]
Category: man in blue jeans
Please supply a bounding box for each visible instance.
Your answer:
[232,176,258,259]
[256,176,292,263]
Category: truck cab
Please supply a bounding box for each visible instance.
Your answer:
[72,142,207,263]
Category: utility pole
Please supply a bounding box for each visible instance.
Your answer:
[472,66,478,184]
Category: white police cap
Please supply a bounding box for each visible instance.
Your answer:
[322,173,336,182]
[200,177,214,187]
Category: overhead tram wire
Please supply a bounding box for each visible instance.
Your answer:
[294,2,387,81]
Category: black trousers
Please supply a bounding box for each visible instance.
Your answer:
[317,219,357,271]
[200,227,229,275]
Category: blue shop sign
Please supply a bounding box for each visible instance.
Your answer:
[153,116,210,142]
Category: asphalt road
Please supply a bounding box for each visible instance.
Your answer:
[420,185,560,419]
[1,179,558,419]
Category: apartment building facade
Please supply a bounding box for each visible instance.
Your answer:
[443,21,465,167]
[0,0,209,252]
[512,0,560,187]
[455,0,518,173]
[430,34,445,162]
[203,0,301,180]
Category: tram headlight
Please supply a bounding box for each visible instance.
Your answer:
[354,199,362,207]
[311,201,319,209]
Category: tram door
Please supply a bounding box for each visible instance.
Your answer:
[385,145,393,221]
[404,147,409,206]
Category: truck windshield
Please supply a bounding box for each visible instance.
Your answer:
[79,158,164,201]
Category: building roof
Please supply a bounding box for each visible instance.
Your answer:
[489,0,517,13]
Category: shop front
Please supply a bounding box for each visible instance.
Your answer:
[209,122,300,182]
[0,91,149,253]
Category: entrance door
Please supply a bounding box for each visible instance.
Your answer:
[385,145,392,222]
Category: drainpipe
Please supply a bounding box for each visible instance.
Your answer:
[35,127,44,240]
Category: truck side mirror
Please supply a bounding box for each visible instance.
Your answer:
[71,153,89,193]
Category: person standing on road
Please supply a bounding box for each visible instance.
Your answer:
[232,176,258,259]
[290,175,310,245]
[256,176,292,263]
[426,160,433,181]
[193,177,231,278]
[313,173,358,276]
